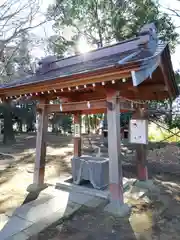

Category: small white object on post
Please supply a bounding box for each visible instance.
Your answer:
[73,113,81,157]
[74,123,81,138]
[129,119,148,145]
[130,108,149,181]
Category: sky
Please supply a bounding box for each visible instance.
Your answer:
[32,0,180,70]
[160,0,180,70]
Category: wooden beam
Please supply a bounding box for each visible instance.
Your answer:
[129,84,168,92]
[37,99,141,113]
[2,66,136,97]
[48,81,133,101]
[33,98,48,188]
[159,60,174,98]
[36,81,168,102]
[80,108,131,115]
[106,90,124,204]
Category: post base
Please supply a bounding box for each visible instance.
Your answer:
[104,202,131,217]
[27,183,48,193]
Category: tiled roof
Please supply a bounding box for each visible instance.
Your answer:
[2,46,160,89]
[0,23,168,89]
[2,49,138,88]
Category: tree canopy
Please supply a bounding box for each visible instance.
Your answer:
[47,0,179,56]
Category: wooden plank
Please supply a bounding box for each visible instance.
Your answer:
[37,99,140,113]
[107,90,124,204]
[128,84,168,92]
[33,98,48,186]
[2,66,137,97]
[46,80,134,101]
[159,59,174,98]
[80,108,130,114]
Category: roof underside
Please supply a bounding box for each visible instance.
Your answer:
[0,23,178,101]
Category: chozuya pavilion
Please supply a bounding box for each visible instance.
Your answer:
[0,23,178,215]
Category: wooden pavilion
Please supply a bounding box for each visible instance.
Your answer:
[0,23,178,210]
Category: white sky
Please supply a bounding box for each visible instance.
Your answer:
[160,0,180,70]
[32,0,180,70]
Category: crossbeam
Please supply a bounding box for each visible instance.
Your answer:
[37,99,144,114]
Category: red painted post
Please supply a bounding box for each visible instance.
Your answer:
[136,144,148,181]
[106,90,124,204]
[132,108,148,181]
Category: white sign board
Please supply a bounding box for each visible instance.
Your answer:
[74,124,81,138]
[129,119,148,144]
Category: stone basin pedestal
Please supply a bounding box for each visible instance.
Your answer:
[71,156,109,190]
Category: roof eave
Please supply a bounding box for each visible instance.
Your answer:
[0,63,141,97]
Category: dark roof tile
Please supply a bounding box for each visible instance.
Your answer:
[2,40,165,89]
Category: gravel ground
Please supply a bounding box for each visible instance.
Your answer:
[28,174,180,240]
[1,134,180,239]
[0,134,73,214]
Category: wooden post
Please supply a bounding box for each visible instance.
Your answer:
[73,113,81,157]
[133,108,148,181]
[136,144,148,181]
[107,90,124,204]
[28,98,48,192]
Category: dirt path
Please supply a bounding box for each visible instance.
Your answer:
[1,134,180,239]
[0,134,73,214]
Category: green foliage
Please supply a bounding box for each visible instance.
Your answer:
[49,112,73,133]
[47,0,178,55]
[61,114,73,132]
[148,123,180,142]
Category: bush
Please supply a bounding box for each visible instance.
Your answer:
[148,123,180,142]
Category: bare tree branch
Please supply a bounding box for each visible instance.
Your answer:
[0,0,47,60]
[166,7,180,17]
[0,0,48,84]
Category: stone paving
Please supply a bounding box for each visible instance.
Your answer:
[0,177,140,240]
[0,186,107,240]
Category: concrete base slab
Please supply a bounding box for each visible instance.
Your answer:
[0,216,33,239]
[27,183,48,193]
[0,214,9,231]
[135,180,159,192]
[56,177,109,199]
[56,176,136,201]
[6,231,29,240]
[104,202,131,217]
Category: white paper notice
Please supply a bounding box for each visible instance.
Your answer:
[129,119,148,144]
[74,124,80,137]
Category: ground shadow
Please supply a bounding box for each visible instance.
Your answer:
[0,133,72,156]
[27,201,137,240]
[22,192,40,205]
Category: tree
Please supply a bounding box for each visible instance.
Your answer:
[14,31,32,77]
[0,0,47,144]
[47,0,178,55]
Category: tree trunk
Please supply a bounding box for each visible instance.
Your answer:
[3,101,15,145]
[19,120,23,132]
